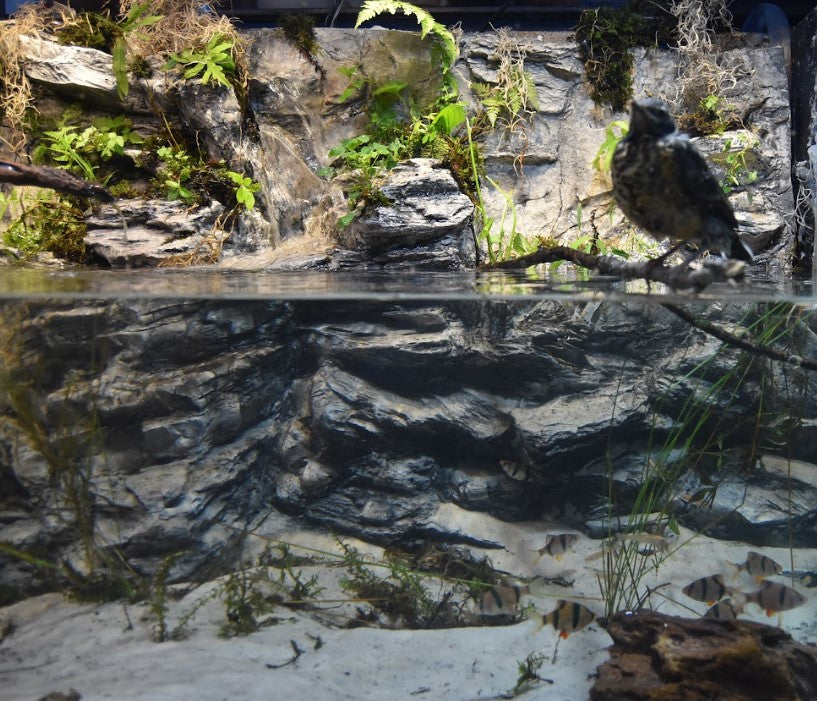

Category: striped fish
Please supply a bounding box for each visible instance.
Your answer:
[533,600,596,639]
[537,534,579,561]
[745,580,806,616]
[682,574,728,604]
[704,599,740,621]
[480,583,529,616]
[734,551,783,580]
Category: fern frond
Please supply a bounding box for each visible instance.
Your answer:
[355,1,458,70]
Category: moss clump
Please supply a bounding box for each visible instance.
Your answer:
[676,96,741,136]
[278,13,325,79]
[2,194,88,262]
[55,12,119,53]
[129,55,153,79]
[575,2,677,112]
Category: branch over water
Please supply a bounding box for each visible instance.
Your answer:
[486,246,817,372]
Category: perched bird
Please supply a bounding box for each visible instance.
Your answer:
[611,99,754,263]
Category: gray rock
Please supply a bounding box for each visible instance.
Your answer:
[20,34,119,107]
[792,8,817,268]
[84,199,225,267]
[8,28,796,269]
[680,455,817,547]
[335,159,474,258]
[4,295,814,591]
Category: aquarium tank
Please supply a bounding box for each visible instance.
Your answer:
[2,1,817,700]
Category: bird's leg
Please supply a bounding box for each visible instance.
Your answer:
[646,241,684,272]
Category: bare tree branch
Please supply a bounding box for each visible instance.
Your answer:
[486,246,817,372]
[0,160,113,202]
[483,245,745,291]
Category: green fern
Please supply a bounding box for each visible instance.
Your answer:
[355,1,458,72]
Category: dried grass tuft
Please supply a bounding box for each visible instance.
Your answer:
[669,0,746,112]
[119,0,244,59]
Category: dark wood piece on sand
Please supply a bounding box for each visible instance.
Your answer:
[592,609,817,701]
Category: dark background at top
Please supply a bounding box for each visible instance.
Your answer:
[1,1,815,30]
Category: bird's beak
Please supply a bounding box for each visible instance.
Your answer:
[629,101,649,134]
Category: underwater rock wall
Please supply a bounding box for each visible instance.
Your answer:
[2,298,816,590]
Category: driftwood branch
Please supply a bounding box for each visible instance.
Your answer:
[0,160,113,202]
[487,246,817,372]
[661,303,817,371]
[484,245,745,291]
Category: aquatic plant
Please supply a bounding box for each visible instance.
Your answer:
[596,302,812,619]
[512,653,549,696]
[149,553,179,642]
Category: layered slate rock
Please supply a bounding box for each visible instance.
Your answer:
[333,159,475,270]
[593,610,817,700]
[12,28,795,269]
[85,199,226,266]
[792,6,817,268]
[2,297,816,590]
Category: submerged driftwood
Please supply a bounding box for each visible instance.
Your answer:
[593,609,817,701]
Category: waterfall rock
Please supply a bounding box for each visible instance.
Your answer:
[84,199,226,267]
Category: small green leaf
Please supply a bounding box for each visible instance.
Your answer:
[338,211,357,228]
[184,64,205,79]
[372,81,408,97]
[113,37,129,99]
[431,103,466,135]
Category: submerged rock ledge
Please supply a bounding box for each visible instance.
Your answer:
[1,296,815,592]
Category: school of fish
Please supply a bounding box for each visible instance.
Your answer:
[682,551,807,620]
[478,532,809,639]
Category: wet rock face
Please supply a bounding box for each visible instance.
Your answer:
[592,610,817,701]
[85,199,226,266]
[16,28,795,269]
[2,298,816,589]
